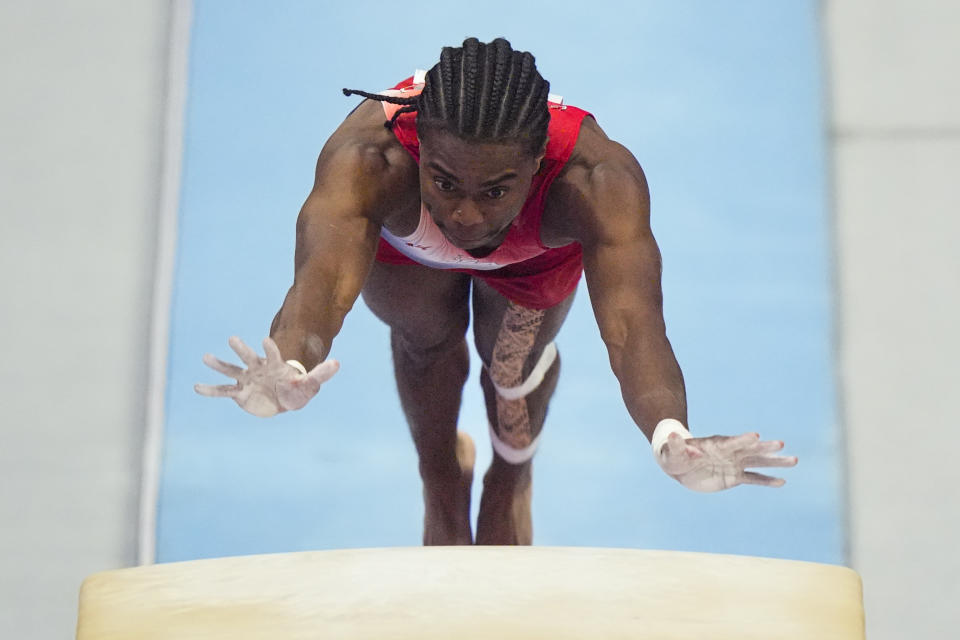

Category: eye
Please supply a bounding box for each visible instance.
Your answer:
[486,186,507,199]
[433,177,456,192]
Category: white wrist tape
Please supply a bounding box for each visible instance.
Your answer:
[286,360,307,375]
[651,419,692,457]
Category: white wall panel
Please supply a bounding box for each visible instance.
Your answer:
[827,1,960,637]
[0,2,168,637]
[827,0,960,131]
[835,138,960,638]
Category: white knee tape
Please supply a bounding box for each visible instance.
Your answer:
[490,342,558,401]
[488,422,542,464]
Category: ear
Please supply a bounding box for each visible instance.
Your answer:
[533,138,548,171]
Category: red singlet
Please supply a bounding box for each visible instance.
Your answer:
[374,76,593,310]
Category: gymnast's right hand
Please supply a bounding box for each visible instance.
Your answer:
[195,336,339,417]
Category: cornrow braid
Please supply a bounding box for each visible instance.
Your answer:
[341,88,421,129]
[485,38,512,134]
[440,45,457,121]
[341,37,551,156]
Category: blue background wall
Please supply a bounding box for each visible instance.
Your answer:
[158,0,841,563]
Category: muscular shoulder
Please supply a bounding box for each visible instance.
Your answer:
[543,116,650,246]
[312,100,419,221]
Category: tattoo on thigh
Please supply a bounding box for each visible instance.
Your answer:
[489,303,545,448]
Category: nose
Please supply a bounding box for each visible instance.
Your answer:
[451,201,484,227]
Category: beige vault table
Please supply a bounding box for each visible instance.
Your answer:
[77,546,864,639]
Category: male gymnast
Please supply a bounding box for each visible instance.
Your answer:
[196,37,798,545]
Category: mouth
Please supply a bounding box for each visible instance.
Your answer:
[446,231,494,248]
[445,220,513,249]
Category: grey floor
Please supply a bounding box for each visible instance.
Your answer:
[1,1,958,638]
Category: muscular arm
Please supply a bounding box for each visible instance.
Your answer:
[550,124,796,490]
[270,122,417,369]
[558,141,687,442]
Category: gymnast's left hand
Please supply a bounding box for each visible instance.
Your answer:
[656,432,798,492]
[194,336,339,418]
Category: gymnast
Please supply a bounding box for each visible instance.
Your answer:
[196,37,798,545]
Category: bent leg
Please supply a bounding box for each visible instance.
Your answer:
[471,278,576,545]
[362,260,474,545]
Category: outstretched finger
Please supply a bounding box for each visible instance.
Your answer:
[752,439,787,454]
[741,471,786,488]
[291,359,340,398]
[194,383,240,398]
[720,432,761,452]
[229,336,260,368]
[742,454,799,469]
[202,353,244,379]
[307,359,340,386]
[262,337,283,366]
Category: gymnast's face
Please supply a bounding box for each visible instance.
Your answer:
[418,128,545,252]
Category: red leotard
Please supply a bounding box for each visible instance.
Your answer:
[375,76,592,310]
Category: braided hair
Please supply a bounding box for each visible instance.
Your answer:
[343,38,551,156]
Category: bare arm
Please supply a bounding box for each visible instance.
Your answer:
[270,131,417,369]
[566,145,686,443]
[196,105,419,417]
[556,134,796,491]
